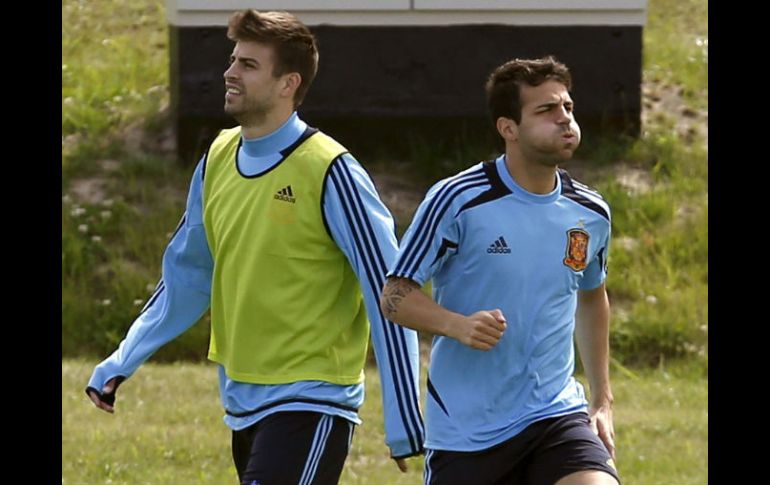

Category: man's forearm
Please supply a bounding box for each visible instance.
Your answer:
[575,285,614,406]
[380,277,465,337]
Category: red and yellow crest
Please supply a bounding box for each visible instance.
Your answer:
[563,229,590,271]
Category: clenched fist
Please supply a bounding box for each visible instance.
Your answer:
[452,309,507,350]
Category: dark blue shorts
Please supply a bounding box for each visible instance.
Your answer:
[424,412,620,485]
[231,411,354,485]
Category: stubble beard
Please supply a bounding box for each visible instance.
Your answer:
[224,94,275,127]
[524,141,576,168]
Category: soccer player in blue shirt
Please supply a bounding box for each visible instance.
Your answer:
[381,57,619,484]
[86,10,423,484]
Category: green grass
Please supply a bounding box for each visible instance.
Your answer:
[63,359,707,484]
[62,0,169,174]
[591,129,708,368]
[61,0,210,361]
[644,0,708,109]
[61,152,211,359]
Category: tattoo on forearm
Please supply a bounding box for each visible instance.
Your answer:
[383,278,419,318]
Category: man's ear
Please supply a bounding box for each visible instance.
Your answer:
[281,72,301,98]
[496,117,519,143]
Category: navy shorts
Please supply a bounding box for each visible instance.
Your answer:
[232,411,354,485]
[424,412,619,485]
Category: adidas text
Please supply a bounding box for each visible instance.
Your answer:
[274,194,296,203]
[487,236,511,254]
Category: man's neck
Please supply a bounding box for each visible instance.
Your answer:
[503,148,558,195]
[240,106,294,140]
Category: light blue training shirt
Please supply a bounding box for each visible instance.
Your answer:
[389,155,611,452]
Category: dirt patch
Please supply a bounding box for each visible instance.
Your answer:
[614,165,654,195]
[675,200,706,225]
[67,109,178,206]
[68,160,121,204]
[370,173,425,229]
[120,113,176,157]
[95,259,146,280]
[70,177,108,205]
[642,80,708,145]
[614,235,639,252]
[100,159,120,172]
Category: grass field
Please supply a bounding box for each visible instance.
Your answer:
[64,360,707,484]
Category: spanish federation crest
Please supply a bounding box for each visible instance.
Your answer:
[563,228,589,271]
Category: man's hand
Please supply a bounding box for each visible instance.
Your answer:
[451,309,507,350]
[86,377,122,414]
[589,402,615,460]
[394,457,408,473]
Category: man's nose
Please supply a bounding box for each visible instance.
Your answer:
[556,106,571,124]
[224,63,237,80]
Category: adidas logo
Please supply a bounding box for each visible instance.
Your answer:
[274,185,296,203]
[487,236,511,254]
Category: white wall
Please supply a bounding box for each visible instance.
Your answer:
[167,0,648,27]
